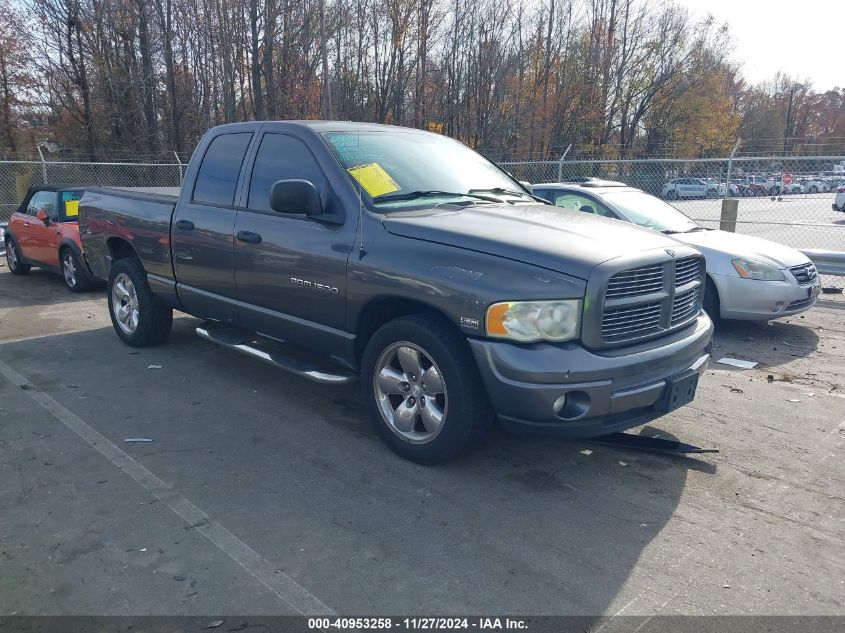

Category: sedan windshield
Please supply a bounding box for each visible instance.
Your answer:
[602,190,702,234]
[322,129,531,209]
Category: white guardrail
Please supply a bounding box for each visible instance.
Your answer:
[802,250,845,277]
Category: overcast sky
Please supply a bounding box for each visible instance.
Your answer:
[674,0,840,91]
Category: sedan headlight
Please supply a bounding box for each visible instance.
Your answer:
[486,300,581,342]
[732,258,786,281]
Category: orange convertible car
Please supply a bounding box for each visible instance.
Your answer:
[4,185,97,291]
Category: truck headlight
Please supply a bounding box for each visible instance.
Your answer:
[732,258,785,281]
[486,300,581,342]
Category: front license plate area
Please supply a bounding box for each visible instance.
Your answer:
[656,371,699,412]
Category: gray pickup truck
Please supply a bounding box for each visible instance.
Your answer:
[80,121,713,463]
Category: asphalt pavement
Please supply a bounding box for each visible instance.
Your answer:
[0,267,843,616]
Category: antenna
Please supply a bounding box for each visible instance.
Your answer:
[358,123,365,258]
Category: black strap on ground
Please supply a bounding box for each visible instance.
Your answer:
[587,432,719,454]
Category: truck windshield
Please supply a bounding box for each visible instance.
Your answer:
[322,129,528,209]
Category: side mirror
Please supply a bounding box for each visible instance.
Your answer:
[270,179,323,217]
[519,181,533,193]
[36,209,50,225]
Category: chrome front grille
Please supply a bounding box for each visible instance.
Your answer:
[602,301,663,341]
[675,257,703,287]
[789,263,818,285]
[671,287,700,324]
[599,255,705,346]
[606,263,664,299]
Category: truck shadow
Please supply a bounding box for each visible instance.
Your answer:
[0,320,714,616]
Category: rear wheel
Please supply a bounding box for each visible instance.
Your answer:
[107,258,172,347]
[361,313,493,464]
[665,190,677,201]
[60,247,93,292]
[5,237,30,275]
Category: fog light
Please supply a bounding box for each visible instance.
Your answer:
[553,394,567,414]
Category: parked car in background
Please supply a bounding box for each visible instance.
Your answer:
[834,185,845,211]
[4,185,97,291]
[661,178,716,200]
[803,177,827,193]
[534,180,822,322]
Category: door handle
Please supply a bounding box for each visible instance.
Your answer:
[175,219,195,231]
[236,230,262,244]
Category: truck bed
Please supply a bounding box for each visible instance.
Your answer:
[79,186,178,283]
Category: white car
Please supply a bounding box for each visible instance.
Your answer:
[804,178,828,193]
[533,181,822,321]
[661,178,717,200]
[834,185,845,212]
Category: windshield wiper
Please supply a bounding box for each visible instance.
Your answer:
[373,190,503,204]
[468,187,549,204]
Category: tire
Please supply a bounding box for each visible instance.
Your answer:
[809,186,818,194]
[60,247,93,292]
[665,190,677,201]
[361,313,493,464]
[107,257,172,347]
[703,278,721,324]
[5,236,31,275]
[706,188,717,198]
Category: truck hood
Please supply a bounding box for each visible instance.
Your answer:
[382,204,681,279]
[678,229,810,269]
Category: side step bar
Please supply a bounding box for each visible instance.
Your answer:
[195,325,356,385]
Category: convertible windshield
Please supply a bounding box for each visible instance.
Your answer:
[322,129,528,209]
[602,190,701,234]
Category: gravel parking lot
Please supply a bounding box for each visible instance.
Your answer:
[1,266,843,616]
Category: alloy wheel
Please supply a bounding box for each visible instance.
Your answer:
[62,251,77,287]
[112,272,139,334]
[373,342,448,444]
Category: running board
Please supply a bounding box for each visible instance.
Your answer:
[195,325,356,385]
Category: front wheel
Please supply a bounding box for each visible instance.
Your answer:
[665,190,677,201]
[361,313,493,464]
[5,238,30,275]
[60,248,93,292]
[703,278,721,324]
[107,258,172,347]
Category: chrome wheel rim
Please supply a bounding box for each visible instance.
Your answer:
[374,342,448,444]
[111,273,139,334]
[62,252,77,287]
[7,242,18,269]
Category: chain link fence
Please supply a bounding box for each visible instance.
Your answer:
[1,160,184,222]
[502,156,845,253]
[3,154,844,255]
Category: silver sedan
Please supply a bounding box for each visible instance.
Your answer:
[533,181,822,321]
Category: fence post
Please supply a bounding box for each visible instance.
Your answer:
[724,138,741,200]
[173,151,184,183]
[37,145,48,183]
[720,199,738,232]
[557,144,572,183]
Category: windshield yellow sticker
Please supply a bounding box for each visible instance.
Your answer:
[65,200,80,217]
[347,163,400,198]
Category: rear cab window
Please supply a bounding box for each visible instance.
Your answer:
[192,133,253,206]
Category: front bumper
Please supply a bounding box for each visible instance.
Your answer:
[468,313,713,439]
[711,272,820,320]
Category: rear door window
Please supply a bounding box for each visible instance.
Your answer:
[192,133,253,206]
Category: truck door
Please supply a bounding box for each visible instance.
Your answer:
[233,131,355,358]
[172,132,253,323]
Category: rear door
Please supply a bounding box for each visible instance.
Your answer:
[233,129,354,356]
[172,131,254,323]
